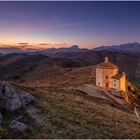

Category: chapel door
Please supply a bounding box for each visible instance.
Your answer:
[106,83,109,88]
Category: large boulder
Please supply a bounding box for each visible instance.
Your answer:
[9,120,27,133]
[0,81,21,111]
[0,113,2,128]
[18,91,34,107]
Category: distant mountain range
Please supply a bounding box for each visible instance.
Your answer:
[38,45,87,54]
[38,42,140,54]
[0,42,140,55]
[0,47,23,54]
[94,42,140,53]
[0,45,87,55]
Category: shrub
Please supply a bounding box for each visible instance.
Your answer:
[127,86,131,92]
[0,128,8,138]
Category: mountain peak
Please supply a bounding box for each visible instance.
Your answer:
[70,45,79,49]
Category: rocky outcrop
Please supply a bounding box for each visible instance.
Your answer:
[25,105,44,125]
[0,81,21,111]
[9,120,27,133]
[0,81,37,135]
[18,91,34,107]
[0,81,34,111]
[134,107,140,118]
[0,113,2,128]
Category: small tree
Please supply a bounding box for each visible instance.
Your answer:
[133,89,139,95]
[128,86,131,92]
[0,128,8,138]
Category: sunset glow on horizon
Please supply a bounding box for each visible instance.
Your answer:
[0,1,140,49]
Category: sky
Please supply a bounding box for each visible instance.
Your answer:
[0,1,140,49]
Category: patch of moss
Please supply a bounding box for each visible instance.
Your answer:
[86,79,96,85]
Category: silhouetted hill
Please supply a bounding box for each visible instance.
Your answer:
[94,42,140,53]
[36,45,87,54]
[45,50,140,83]
[0,47,23,54]
[1,42,140,55]
[0,45,87,55]
[0,54,83,80]
[0,50,140,83]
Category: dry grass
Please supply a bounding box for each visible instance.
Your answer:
[21,66,96,87]
[9,83,140,139]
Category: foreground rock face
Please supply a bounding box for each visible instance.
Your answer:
[0,81,34,111]
[9,120,27,133]
[18,91,34,107]
[25,105,44,125]
[0,81,36,135]
[0,81,21,111]
[0,113,2,128]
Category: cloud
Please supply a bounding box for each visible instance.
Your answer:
[19,43,29,45]
[33,43,70,49]
[0,42,71,50]
[38,43,50,45]
[0,42,71,54]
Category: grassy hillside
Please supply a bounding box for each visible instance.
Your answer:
[0,53,140,138]
[8,83,140,139]
[0,54,83,81]
[1,51,140,83]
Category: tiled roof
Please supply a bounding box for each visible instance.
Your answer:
[112,73,122,80]
[96,62,118,69]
